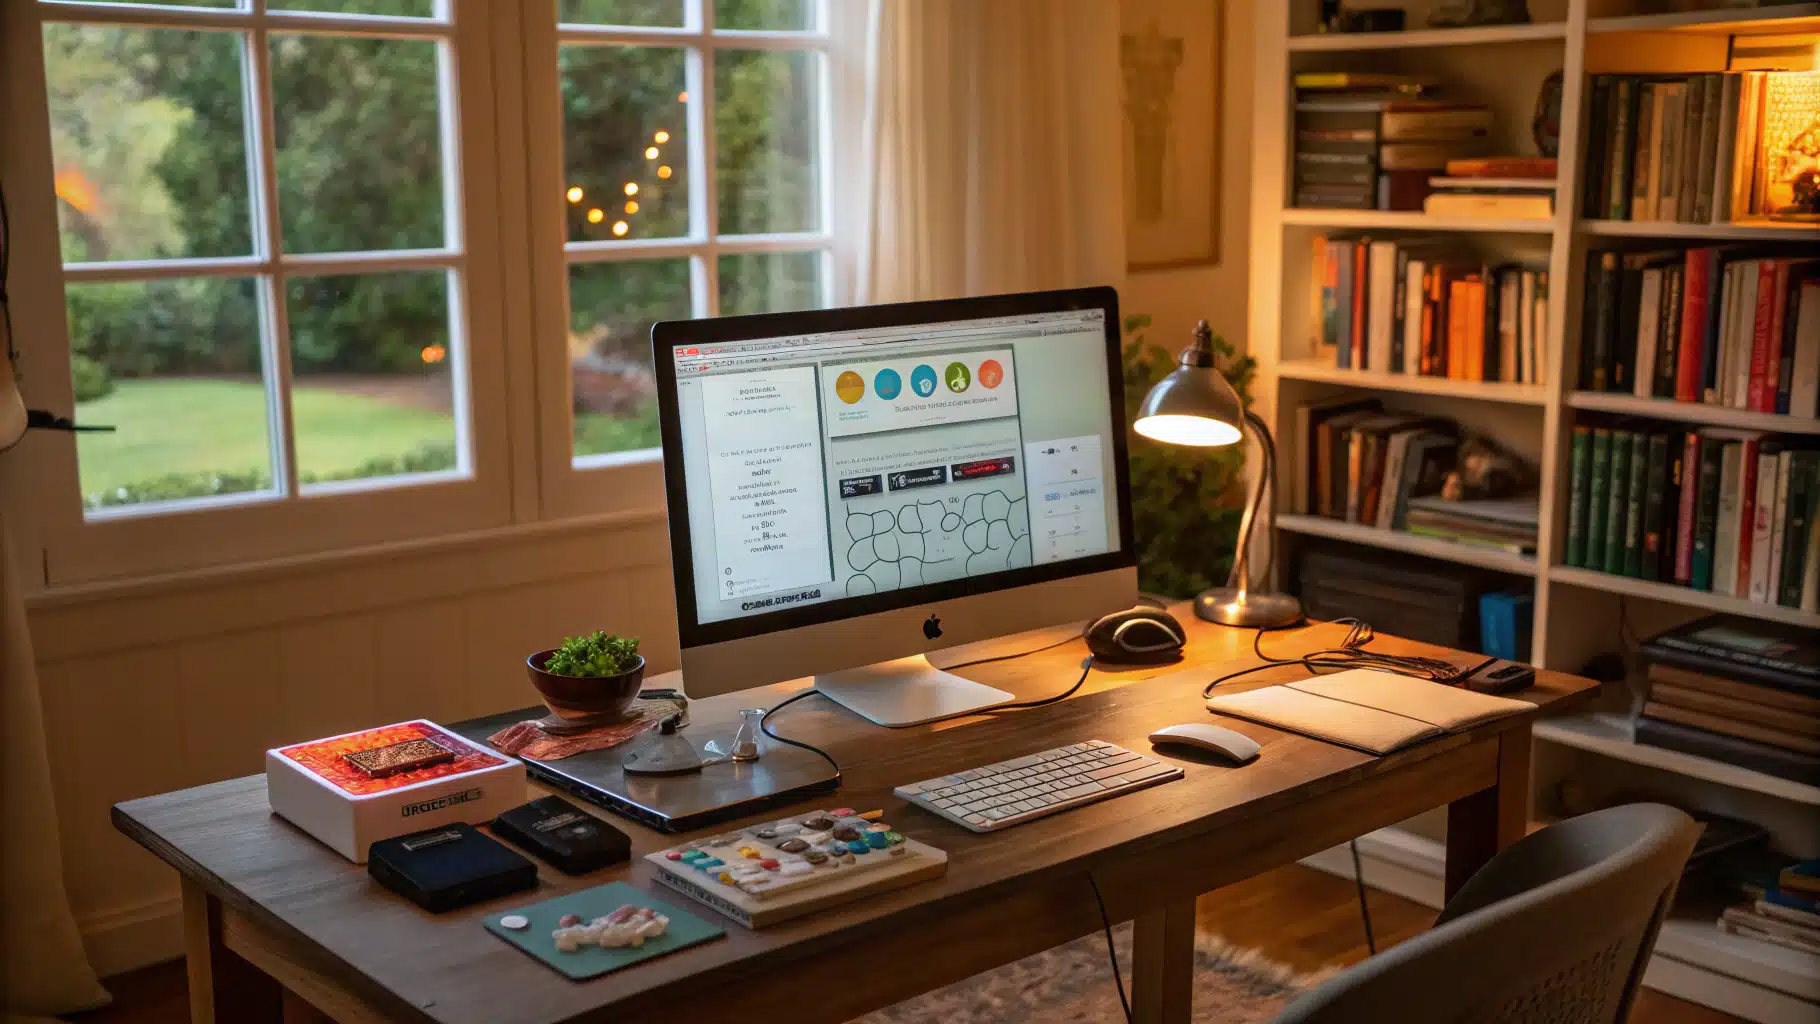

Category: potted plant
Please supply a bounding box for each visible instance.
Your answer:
[526,632,646,720]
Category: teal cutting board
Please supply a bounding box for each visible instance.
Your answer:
[483,881,724,980]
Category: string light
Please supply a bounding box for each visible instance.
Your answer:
[612,220,629,236]
[566,186,583,203]
[657,165,673,179]
[645,146,659,159]
[586,207,604,223]
[678,91,688,102]
[420,345,447,364]
[654,130,670,143]
[624,182,639,196]
[624,200,639,214]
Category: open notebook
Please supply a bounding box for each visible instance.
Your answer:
[1206,669,1536,755]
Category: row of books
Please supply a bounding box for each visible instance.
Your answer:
[1638,614,1819,787]
[1581,71,1792,224]
[1566,422,1819,609]
[1578,246,1820,417]
[1293,72,1492,212]
[1718,863,1820,957]
[1294,397,1540,554]
[1312,234,1549,384]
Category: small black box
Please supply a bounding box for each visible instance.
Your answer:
[492,796,632,875]
[367,823,538,913]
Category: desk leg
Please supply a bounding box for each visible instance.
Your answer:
[1444,727,1532,902]
[1130,898,1195,1024]
[182,878,282,1024]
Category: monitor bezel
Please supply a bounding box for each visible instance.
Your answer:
[652,286,1136,652]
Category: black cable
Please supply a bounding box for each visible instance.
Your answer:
[936,631,1082,672]
[987,655,1095,711]
[1087,873,1132,1024]
[1349,839,1378,955]
[1202,619,1473,698]
[758,689,842,786]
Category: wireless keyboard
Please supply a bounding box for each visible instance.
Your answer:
[893,740,1183,833]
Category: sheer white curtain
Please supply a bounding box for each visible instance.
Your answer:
[840,0,1127,305]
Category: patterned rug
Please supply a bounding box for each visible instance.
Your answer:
[854,925,1328,1023]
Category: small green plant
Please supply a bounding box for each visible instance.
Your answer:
[545,631,641,677]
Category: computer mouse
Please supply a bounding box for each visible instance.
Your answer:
[1147,723,1260,764]
[1083,606,1186,664]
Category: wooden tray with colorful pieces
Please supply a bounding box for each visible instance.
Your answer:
[645,808,947,929]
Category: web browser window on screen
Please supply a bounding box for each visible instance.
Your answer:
[673,309,1120,626]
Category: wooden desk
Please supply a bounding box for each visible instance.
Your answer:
[115,610,1598,1024]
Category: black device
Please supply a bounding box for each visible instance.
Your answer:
[1083,606,1187,665]
[492,796,631,875]
[1462,659,1536,694]
[367,822,538,913]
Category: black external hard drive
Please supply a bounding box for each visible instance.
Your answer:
[367,823,538,913]
[492,796,632,875]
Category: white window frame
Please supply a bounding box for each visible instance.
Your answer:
[521,0,845,520]
[2,0,514,584]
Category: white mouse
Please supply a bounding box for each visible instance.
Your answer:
[1148,723,1261,764]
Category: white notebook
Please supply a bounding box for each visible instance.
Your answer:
[1205,669,1534,755]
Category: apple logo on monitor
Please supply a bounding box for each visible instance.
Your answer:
[922,614,943,640]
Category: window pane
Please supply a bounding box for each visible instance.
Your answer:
[568,260,688,457]
[271,35,445,253]
[715,0,815,31]
[716,50,818,234]
[561,46,690,242]
[719,252,821,316]
[286,271,459,486]
[68,278,274,511]
[559,0,683,27]
[47,1,240,7]
[276,0,436,15]
[43,25,254,263]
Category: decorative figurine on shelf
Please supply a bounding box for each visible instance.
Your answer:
[1323,4,1408,33]
[1532,71,1564,159]
[1428,0,1530,27]
[1771,106,1820,222]
[1441,434,1538,502]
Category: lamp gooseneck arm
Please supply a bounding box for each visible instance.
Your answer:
[1226,409,1277,594]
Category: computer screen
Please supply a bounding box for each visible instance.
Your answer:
[660,301,1126,634]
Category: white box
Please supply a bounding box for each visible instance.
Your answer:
[266,720,525,863]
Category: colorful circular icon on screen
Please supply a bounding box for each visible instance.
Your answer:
[874,368,902,400]
[945,362,971,393]
[835,370,865,404]
[910,364,938,397]
[978,359,1004,389]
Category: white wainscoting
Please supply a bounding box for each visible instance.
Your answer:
[27,509,678,976]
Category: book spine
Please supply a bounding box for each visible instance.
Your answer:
[1749,447,1780,602]
[1346,431,1364,522]
[1608,78,1636,221]
[1701,250,1727,403]
[1657,84,1684,223]
[1623,431,1650,578]
[1641,433,1670,582]
[1635,268,1662,399]
[1656,265,1683,399]
[1631,83,1658,221]
[1449,279,1469,381]
[1352,241,1368,368]
[1794,282,1820,418]
[1337,240,1355,368]
[1589,428,1613,572]
[1783,454,1818,608]
[1404,259,1426,377]
[1585,77,1611,218]
[1753,260,1787,412]
[1635,717,1820,787]
[1769,451,1792,600]
[1591,252,1618,390]
[1692,436,1722,591]
[1679,74,1710,223]
[1605,430,1635,575]
[1736,438,1760,596]
[1662,430,1686,582]
[1693,76,1724,224]
[1772,265,1802,414]
[1614,259,1644,394]
[1675,431,1700,584]
[1677,250,1710,403]
[1392,248,1409,374]
[1713,441,1744,596]
[1320,240,1341,351]
[1711,74,1740,226]
[1567,426,1591,568]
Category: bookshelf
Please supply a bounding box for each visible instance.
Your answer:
[1253,5,1820,1020]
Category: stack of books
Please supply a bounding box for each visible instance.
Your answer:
[1639,615,1820,786]
[1582,71,1812,224]
[1293,397,1541,554]
[1311,234,1548,383]
[1565,423,1819,608]
[1293,72,1492,212]
[1423,157,1558,220]
[1719,861,1820,956]
[1577,247,1820,417]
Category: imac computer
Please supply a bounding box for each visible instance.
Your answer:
[653,287,1136,727]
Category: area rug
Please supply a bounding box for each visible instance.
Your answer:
[853,925,1327,1023]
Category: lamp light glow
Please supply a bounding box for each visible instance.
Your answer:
[1134,414,1241,448]
[565,186,583,203]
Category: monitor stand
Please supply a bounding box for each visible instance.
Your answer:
[814,655,1016,728]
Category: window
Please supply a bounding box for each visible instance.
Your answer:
[550,0,832,466]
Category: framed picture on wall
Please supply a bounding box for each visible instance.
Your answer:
[1120,0,1222,270]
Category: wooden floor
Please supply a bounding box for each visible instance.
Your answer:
[70,865,1745,1022]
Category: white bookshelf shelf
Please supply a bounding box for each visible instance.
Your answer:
[1286,22,1567,52]
[1587,4,1820,38]
[1566,392,1820,435]
[1280,207,1557,234]
[1278,358,1551,405]
[1533,711,1820,807]
[1277,513,1540,576]
[1578,218,1820,242]
[1655,915,1820,1006]
[1548,565,1820,629]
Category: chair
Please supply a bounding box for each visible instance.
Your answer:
[1276,803,1700,1024]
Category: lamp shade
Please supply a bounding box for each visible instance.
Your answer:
[1133,361,1244,448]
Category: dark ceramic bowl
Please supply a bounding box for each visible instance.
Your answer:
[525,650,645,720]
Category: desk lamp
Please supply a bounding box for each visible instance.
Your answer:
[1133,321,1302,628]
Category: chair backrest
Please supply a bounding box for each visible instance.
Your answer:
[1275,803,1700,1024]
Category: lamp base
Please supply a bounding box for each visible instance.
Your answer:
[1192,588,1304,628]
